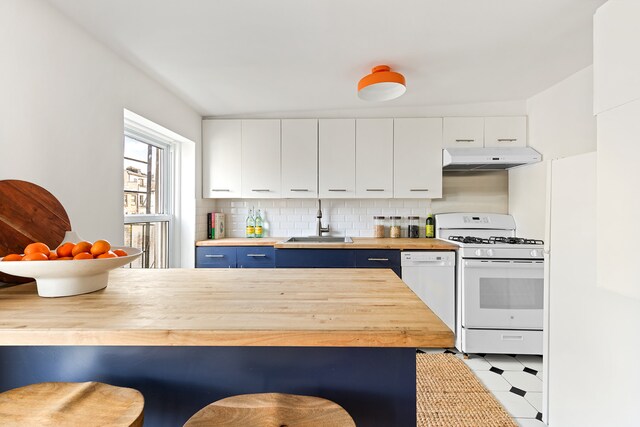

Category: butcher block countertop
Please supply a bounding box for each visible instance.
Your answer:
[196,237,458,250]
[0,269,453,348]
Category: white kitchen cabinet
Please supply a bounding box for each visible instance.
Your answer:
[443,117,484,148]
[202,120,242,198]
[394,118,443,199]
[355,119,393,198]
[484,116,527,147]
[319,119,356,198]
[594,0,640,114]
[281,119,318,198]
[241,120,281,198]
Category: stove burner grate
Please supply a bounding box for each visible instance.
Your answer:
[448,235,544,245]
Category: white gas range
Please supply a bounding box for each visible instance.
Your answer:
[436,213,544,355]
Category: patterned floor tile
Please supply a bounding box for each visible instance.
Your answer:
[524,392,543,412]
[474,370,513,391]
[503,371,543,393]
[516,355,543,372]
[492,391,539,418]
[485,354,526,371]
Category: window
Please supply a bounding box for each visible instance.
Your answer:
[123,129,173,268]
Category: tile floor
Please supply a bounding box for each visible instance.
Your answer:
[418,348,546,427]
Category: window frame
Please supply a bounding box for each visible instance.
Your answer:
[123,122,176,268]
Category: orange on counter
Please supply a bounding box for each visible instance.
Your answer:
[23,252,49,261]
[24,242,50,256]
[71,241,92,257]
[2,254,23,261]
[113,249,128,257]
[97,251,117,259]
[90,240,111,256]
[56,242,75,258]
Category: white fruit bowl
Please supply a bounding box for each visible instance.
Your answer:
[0,247,142,297]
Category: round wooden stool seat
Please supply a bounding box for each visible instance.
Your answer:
[184,392,355,427]
[0,382,144,427]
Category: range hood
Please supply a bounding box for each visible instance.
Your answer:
[442,147,541,171]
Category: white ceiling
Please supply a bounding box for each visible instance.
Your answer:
[48,0,606,117]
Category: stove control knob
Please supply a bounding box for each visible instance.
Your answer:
[486,249,495,257]
[530,249,541,258]
[475,249,484,257]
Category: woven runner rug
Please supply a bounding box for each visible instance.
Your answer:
[417,353,517,427]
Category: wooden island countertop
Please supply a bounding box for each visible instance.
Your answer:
[0,268,453,348]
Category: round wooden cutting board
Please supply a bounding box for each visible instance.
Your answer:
[0,180,71,285]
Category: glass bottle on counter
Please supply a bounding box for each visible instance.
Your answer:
[245,208,255,238]
[255,209,264,238]
[408,216,420,238]
[425,213,435,238]
[373,216,386,238]
[390,216,402,238]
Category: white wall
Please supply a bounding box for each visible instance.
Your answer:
[0,0,201,266]
[509,66,596,238]
[526,66,597,160]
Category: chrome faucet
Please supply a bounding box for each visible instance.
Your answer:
[316,199,330,237]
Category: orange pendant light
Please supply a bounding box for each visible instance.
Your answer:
[357,65,406,101]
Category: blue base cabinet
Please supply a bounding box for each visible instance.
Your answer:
[196,246,401,276]
[196,246,274,268]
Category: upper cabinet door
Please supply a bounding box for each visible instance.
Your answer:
[202,120,242,198]
[241,120,281,198]
[443,117,484,148]
[484,117,527,147]
[594,1,640,114]
[394,118,443,199]
[356,119,393,198]
[319,119,356,198]
[281,119,318,198]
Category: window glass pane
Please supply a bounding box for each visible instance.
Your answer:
[123,221,169,268]
[124,136,164,215]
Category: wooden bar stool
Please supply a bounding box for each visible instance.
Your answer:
[0,382,144,427]
[184,392,355,427]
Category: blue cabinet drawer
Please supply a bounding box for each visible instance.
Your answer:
[355,250,401,277]
[355,250,401,268]
[275,249,355,268]
[237,247,275,268]
[196,247,237,268]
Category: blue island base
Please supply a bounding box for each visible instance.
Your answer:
[0,346,416,426]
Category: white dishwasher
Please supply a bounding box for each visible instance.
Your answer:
[401,252,456,332]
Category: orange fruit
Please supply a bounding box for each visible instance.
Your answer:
[22,252,49,261]
[72,241,93,257]
[48,251,58,260]
[73,252,93,260]
[97,251,117,259]
[113,249,128,257]
[56,242,75,258]
[24,242,50,255]
[57,256,74,260]
[90,240,111,256]
[2,254,23,261]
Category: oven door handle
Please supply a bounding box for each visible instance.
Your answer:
[464,260,543,268]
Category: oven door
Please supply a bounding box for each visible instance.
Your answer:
[461,259,543,329]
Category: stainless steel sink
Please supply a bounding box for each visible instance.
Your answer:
[283,236,353,243]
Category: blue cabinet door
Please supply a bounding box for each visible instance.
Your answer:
[237,246,275,268]
[195,247,237,268]
[275,249,356,268]
[355,249,401,277]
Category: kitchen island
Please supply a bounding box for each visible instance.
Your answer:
[0,268,453,426]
